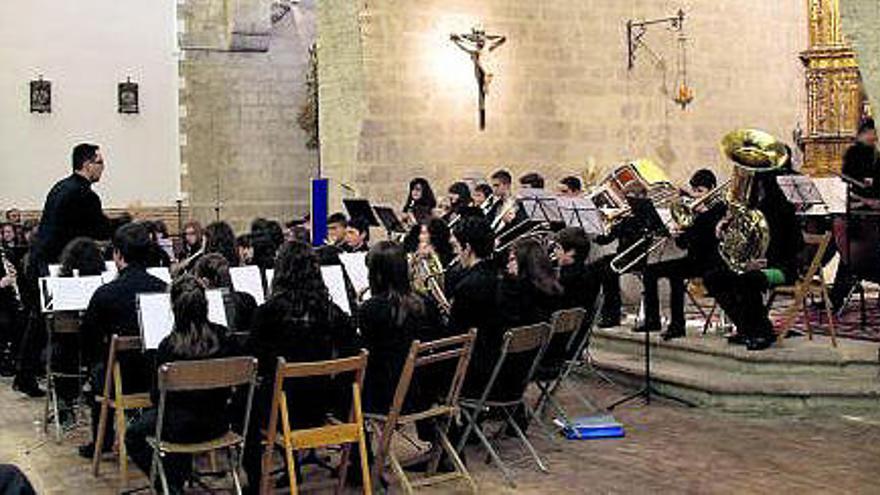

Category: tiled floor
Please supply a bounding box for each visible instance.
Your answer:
[2,375,879,494]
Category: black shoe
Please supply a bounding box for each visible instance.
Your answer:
[726,333,747,345]
[661,324,686,341]
[633,322,661,333]
[78,442,113,459]
[598,317,622,328]
[745,334,775,351]
[12,378,45,398]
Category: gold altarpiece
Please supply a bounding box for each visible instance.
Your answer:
[800,0,870,176]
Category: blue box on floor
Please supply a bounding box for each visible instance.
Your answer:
[555,414,625,440]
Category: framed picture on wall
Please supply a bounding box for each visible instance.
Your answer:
[118,79,139,114]
[30,78,51,113]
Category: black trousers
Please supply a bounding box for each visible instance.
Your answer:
[593,256,621,322]
[642,258,702,327]
[703,267,773,338]
[14,310,45,384]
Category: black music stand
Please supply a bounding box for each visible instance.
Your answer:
[558,197,605,235]
[342,199,381,227]
[373,206,407,236]
[607,197,692,410]
[777,176,825,213]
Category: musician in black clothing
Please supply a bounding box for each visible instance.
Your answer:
[242,241,359,490]
[31,143,110,270]
[447,216,503,397]
[193,253,257,333]
[327,212,348,247]
[555,226,601,340]
[0,254,22,377]
[402,177,437,225]
[636,169,726,340]
[126,275,238,494]
[829,118,880,309]
[344,217,371,253]
[703,169,803,351]
[77,223,168,458]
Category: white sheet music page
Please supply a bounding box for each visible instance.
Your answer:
[230,266,265,305]
[265,269,275,295]
[339,252,369,295]
[321,265,352,315]
[138,293,174,350]
[39,276,105,313]
[206,289,229,326]
[146,267,172,284]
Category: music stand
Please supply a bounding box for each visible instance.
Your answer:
[777,175,825,213]
[342,198,381,227]
[557,197,604,235]
[373,206,407,236]
[607,197,691,410]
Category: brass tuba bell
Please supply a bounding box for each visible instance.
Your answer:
[717,129,788,274]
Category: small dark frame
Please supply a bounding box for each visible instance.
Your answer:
[118,79,139,114]
[30,78,51,113]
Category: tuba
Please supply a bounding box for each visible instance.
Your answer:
[670,178,731,230]
[717,129,788,274]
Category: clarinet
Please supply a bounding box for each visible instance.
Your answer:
[0,247,23,311]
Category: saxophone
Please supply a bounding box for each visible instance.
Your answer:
[408,251,451,314]
[717,129,788,274]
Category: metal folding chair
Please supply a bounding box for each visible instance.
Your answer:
[455,323,552,487]
[147,356,259,495]
[367,330,478,494]
[43,310,87,442]
[259,351,372,495]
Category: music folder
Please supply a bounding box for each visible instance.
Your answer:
[373,205,407,233]
[343,199,381,227]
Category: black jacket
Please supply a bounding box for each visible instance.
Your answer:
[247,295,359,428]
[842,142,880,200]
[80,266,167,388]
[151,323,239,442]
[675,202,727,271]
[34,173,110,266]
[358,294,444,414]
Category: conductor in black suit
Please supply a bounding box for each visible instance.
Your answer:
[32,143,110,271]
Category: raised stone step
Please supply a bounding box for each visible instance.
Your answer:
[587,328,880,414]
[592,326,880,381]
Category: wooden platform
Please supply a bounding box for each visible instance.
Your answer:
[589,324,880,415]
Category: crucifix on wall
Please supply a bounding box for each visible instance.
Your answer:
[450,27,506,130]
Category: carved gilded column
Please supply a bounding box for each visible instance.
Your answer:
[800,0,868,176]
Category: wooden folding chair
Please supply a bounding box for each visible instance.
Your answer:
[367,330,478,494]
[148,356,259,495]
[260,350,372,495]
[456,323,552,488]
[92,335,153,486]
[766,232,837,347]
[43,310,87,442]
[532,308,593,425]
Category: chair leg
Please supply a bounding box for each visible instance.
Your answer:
[703,302,717,335]
[229,446,244,495]
[156,452,171,495]
[436,429,477,494]
[800,294,813,341]
[821,283,838,348]
[50,375,62,443]
[455,407,481,454]
[92,401,111,476]
[388,444,414,495]
[502,406,548,474]
[259,443,275,495]
[116,407,129,487]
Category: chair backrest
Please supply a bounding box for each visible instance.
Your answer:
[550,308,587,340]
[154,356,259,446]
[800,232,832,284]
[102,334,145,401]
[265,350,370,440]
[573,291,605,354]
[478,323,551,404]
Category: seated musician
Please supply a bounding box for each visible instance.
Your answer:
[235,233,253,266]
[555,226,601,324]
[402,177,437,225]
[487,169,513,223]
[447,216,504,397]
[447,182,473,217]
[242,240,360,490]
[126,275,238,494]
[78,222,168,458]
[193,253,257,333]
[473,183,494,214]
[499,237,563,329]
[59,237,106,277]
[636,169,726,340]
[703,169,803,351]
[344,217,371,253]
[403,217,455,267]
[327,212,348,248]
[203,221,240,267]
[557,176,583,198]
[830,118,880,310]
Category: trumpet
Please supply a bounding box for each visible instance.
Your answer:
[669,178,731,230]
[490,196,518,233]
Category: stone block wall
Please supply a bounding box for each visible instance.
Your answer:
[318,0,808,209]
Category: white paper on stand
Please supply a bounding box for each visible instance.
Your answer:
[138,293,174,350]
[40,276,104,313]
[230,266,265,305]
[265,269,275,295]
[47,264,61,277]
[321,265,351,315]
[146,267,172,284]
[206,289,229,327]
[339,252,369,295]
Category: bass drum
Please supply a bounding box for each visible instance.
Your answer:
[832,214,880,282]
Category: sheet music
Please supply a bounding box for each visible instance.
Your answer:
[806,177,847,215]
[339,252,369,295]
[229,265,265,305]
[138,292,174,350]
[265,269,274,295]
[321,265,351,315]
[48,264,61,277]
[777,175,824,210]
[557,197,604,234]
[206,289,229,326]
[40,276,104,313]
[146,267,172,284]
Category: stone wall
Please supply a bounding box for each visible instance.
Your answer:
[180,0,318,231]
[318,0,808,209]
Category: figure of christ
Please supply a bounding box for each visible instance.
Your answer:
[450,28,506,130]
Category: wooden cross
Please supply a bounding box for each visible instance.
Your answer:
[450,27,507,130]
